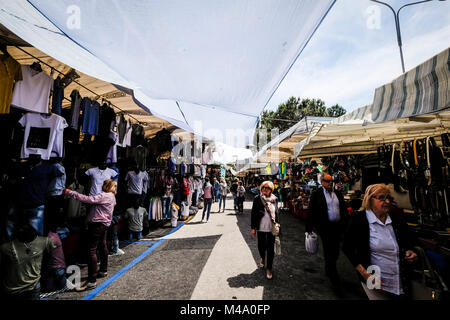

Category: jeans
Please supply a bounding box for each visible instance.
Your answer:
[219,194,226,210]
[202,198,212,221]
[129,231,142,240]
[107,224,118,253]
[257,231,275,271]
[45,268,67,292]
[87,222,108,283]
[237,196,244,213]
[214,190,220,202]
[232,193,237,210]
[162,196,172,219]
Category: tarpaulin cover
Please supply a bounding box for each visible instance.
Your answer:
[0,0,335,147]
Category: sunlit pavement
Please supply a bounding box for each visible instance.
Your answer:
[48,196,366,300]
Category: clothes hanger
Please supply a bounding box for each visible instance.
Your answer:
[30,61,43,72]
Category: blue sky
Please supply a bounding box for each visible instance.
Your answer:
[265,0,450,113]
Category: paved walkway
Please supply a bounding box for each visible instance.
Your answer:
[49,196,366,300]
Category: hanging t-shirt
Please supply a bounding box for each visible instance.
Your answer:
[19,161,64,208]
[125,170,149,194]
[85,167,118,196]
[47,162,66,196]
[51,77,64,115]
[98,103,116,137]
[106,130,118,164]
[18,113,68,160]
[11,65,54,114]
[69,89,82,130]
[81,97,100,135]
[0,55,23,114]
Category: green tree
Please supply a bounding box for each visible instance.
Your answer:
[255,97,346,143]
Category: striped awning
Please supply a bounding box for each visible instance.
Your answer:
[371,47,450,123]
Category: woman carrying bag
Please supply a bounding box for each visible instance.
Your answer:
[251,181,280,280]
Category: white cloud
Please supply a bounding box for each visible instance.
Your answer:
[265,0,450,113]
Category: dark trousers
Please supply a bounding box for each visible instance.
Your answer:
[237,196,245,212]
[87,222,108,283]
[319,225,342,285]
[257,231,275,270]
[202,198,212,221]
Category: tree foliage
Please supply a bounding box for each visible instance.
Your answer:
[255,97,346,143]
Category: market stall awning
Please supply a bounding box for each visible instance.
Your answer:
[0,0,336,147]
[293,47,450,158]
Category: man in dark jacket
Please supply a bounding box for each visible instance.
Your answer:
[306,173,348,290]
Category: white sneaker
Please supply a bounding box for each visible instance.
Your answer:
[109,248,125,256]
[201,219,204,223]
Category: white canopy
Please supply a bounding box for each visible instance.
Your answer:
[0,0,335,147]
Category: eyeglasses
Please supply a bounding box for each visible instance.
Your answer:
[372,194,394,202]
[322,179,333,183]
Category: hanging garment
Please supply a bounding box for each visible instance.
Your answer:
[81,97,100,135]
[168,157,176,174]
[65,181,85,219]
[117,114,127,145]
[18,113,68,160]
[106,130,118,164]
[131,123,145,147]
[85,167,118,196]
[152,197,162,221]
[132,145,148,171]
[11,65,53,114]
[98,103,116,137]
[119,120,132,147]
[47,162,66,196]
[51,76,64,115]
[67,89,82,130]
[0,54,23,114]
[125,170,149,195]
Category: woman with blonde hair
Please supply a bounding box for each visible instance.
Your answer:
[343,184,417,300]
[65,179,118,291]
[251,181,280,280]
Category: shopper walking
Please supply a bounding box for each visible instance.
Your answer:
[305,173,348,292]
[236,181,246,213]
[343,184,417,300]
[251,181,280,280]
[65,179,118,291]
[218,178,228,213]
[213,177,220,203]
[202,178,213,222]
[230,179,238,210]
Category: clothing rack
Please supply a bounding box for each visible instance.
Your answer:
[13,46,147,126]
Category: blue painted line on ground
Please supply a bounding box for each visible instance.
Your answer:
[81,222,186,300]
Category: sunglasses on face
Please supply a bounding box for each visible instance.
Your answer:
[261,186,271,190]
[372,194,394,202]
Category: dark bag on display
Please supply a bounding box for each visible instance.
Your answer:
[410,246,448,300]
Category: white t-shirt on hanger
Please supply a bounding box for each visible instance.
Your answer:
[18,112,68,160]
[11,65,54,114]
[85,167,118,196]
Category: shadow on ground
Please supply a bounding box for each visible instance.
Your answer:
[229,197,366,300]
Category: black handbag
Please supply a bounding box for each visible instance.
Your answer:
[410,246,448,300]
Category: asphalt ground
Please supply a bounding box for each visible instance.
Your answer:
[47,196,366,300]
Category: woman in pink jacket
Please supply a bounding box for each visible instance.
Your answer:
[65,179,118,291]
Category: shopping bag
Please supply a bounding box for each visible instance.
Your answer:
[274,236,281,255]
[410,246,448,300]
[305,232,318,254]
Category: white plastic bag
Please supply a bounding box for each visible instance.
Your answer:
[305,232,318,254]
[181,202,189,219]
[171,203,179,227]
